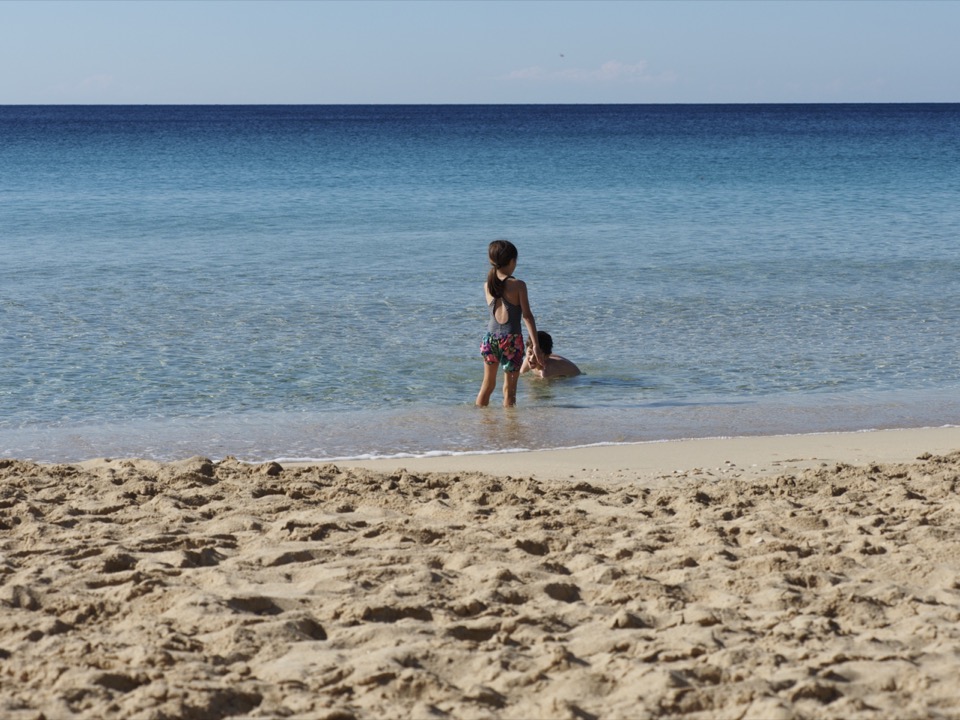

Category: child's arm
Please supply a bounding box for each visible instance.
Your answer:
[520,356,544,377]
[515,280,547,368]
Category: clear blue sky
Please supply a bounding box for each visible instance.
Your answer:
[2,0,958,104]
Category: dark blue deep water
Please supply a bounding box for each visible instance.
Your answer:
[3,104,960,461]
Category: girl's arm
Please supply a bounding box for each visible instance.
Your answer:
[515,280,547,368]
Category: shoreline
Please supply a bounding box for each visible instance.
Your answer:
[334,425,960,483]
[12,424,960,481]
[5,388,960,465]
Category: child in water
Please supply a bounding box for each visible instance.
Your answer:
[477,240,546,407]
[521,331,582,379]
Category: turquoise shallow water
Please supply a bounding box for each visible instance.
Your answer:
[2,104,960,462]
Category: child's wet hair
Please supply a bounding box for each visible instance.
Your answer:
[527,331,553,355]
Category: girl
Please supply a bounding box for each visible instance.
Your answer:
[477,240,546,407]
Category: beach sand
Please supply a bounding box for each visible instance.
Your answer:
[3,427,960,719]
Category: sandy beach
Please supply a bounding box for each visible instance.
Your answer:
[3,427,960,719]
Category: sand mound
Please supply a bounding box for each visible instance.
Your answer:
[2,453,960,718]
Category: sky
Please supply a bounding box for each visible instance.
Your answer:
[2,0,958,104]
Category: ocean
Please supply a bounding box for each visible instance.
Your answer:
[2,104,960,462]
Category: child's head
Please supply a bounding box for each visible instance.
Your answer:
[487,239,519,298]
[488,239,518,271]
[536,331,553,355]
[526,331,553,364]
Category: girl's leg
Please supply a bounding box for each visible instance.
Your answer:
[502,370,520,407]
[476,362,499,407]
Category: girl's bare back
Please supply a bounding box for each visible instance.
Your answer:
[484,278,522,325]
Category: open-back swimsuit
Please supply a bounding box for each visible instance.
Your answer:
[480,277,525,372]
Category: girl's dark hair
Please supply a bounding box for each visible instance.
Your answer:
[486,239,518,299]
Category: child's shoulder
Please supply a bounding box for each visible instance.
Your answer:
[504,276,526,301]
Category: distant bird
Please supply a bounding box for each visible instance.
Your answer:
[560,53,565,58]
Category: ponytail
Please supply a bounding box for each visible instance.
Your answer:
[486,266,506,299]
[486,239,518,299]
